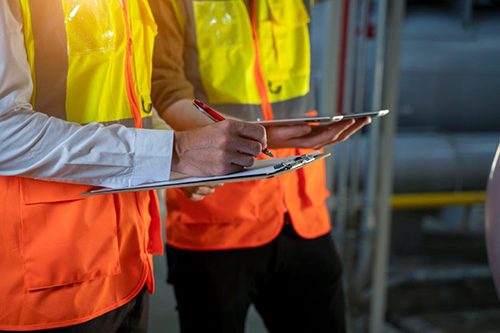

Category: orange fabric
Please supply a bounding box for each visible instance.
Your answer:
[123,0,143,129]
[0,0,162,330]
[0,178,162,330]
[164,0,331,250]
[250,0,274,121]
[166,147,331,250]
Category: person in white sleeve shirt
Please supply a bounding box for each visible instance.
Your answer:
[0,1,267,332]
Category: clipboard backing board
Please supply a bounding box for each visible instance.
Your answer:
[82,152,330,196]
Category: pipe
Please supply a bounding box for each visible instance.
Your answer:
[369,1,405,332]
[335,0,360,257]
[391,191,486,210]
[336,0,352,115]
[354,0,389,295]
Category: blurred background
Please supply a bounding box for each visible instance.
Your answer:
[149,0,500,332]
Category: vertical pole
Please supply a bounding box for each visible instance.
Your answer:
[368,1,405,332]
[354,0,388,295]
[320,0,343,117]
[460,0,473,27]
[335,0,359,257]
[323,0,346,221]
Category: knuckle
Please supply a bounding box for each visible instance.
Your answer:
[244,156,255,167]
[251,142,262,156]
[256,124,266,137]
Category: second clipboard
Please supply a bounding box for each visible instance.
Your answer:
[252,110,389,126]
[83,152,331,196]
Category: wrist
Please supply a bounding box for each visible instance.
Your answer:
[171,131,183,173]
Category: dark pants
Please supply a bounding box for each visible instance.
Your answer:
[1,287,149,333]
[167,223,346,333]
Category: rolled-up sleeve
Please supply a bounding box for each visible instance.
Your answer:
[0,1,173,189]
[150,0,194,114]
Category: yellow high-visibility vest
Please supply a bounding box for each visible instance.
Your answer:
[174,0,314,120]
[21,0,157,127]
[0,1,162,330]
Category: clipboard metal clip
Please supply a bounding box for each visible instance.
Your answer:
[273,154,316,171]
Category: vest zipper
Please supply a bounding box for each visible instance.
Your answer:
[121,0,143,128]
[250,0,274,121]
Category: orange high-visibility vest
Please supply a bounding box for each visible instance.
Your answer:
[0,0,162,330]
[164,0,331,250]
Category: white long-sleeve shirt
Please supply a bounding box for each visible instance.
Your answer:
[0,2,173,189]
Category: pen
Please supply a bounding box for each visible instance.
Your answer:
[193,99,274,158]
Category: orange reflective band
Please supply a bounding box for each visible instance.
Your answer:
[250,0,274,121]
[147,190,164,255]
[122,0,143,128]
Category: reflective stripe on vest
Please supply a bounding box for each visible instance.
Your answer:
[176,0,314,121]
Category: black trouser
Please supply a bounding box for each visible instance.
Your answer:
[1,287,149,333]
[167,222,346,333]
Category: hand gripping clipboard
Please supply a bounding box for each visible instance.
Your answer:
[82,152,330,196]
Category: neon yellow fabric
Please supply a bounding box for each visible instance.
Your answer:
[193,1,259,104]
[60,0,157,124]
[19,0,36,105]
[260,0,311,100]
[192,0,310,105]
[1,1,161,329]
[127,0,158,116]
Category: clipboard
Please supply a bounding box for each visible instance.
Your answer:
[252,110,389,126]
[82,152,330,196]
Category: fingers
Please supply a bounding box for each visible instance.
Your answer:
[268,125,312,139]
[274,118,369,149]
[314,117,372,149]
[335,117,371,142]
[229,120,268,150]
[182,184,224,201]
[171,120,266,177]
[231,139,263,157]
[296,120,356,148]
[266,125,312,149]
[228,151,256,168]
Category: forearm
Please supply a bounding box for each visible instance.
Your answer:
[151,0,195,119]
[0,4,172,188]
[0,104,173,188]
[159,99,212,131]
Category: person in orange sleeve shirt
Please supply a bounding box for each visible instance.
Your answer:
[150,1,371,332]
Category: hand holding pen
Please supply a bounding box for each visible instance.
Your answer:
[172,116,268,176]
[193,99,274,158]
